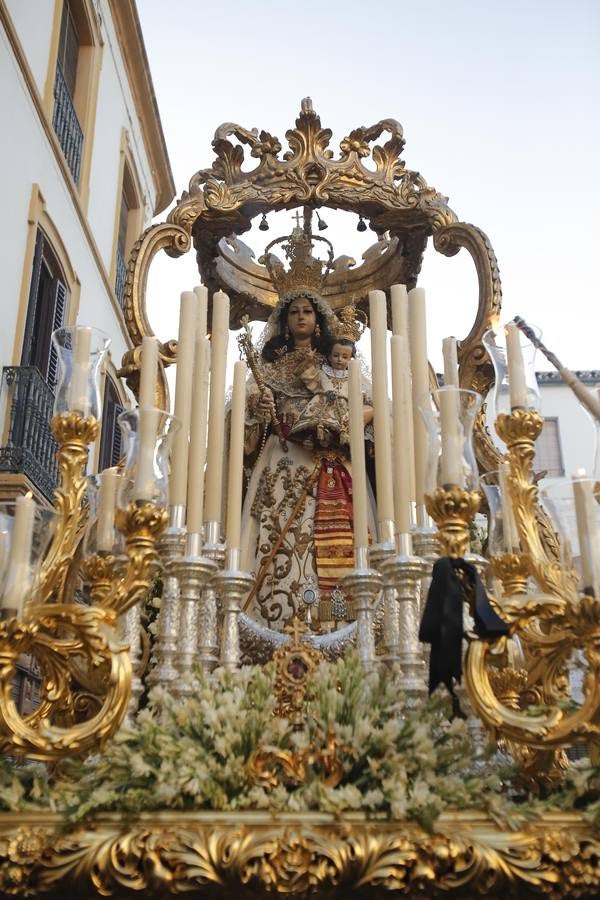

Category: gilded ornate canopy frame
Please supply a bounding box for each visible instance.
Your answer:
[118,98,501,452]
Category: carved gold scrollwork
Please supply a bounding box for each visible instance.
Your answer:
[118,222,191,406]
[0,415,167,761]
[0,604,130,761]
[464,410,600,758]
[1,812,598,898]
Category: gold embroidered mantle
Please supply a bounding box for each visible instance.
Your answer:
[1,811,598,898]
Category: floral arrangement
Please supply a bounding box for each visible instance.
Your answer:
[1,653,599,832]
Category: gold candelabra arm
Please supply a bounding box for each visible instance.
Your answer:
[38,413,99,604]
[424,487,481,558]
[496,410,578,600]
[0,604,130,761]
[111,503,168,616]
[464,592,600,754]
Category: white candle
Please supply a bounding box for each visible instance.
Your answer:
[186,337,211,535]
[390,335,414,534]
[170,291,198,508]
[1,493,35,616]
[505,322,528,410]
[225,361,247,554]
[499,461,519,551]
[138,336,159,409]
[134,407,159,501]
[204,291,230,526]
[97,468,120,552]
[69,327,92,415]
[573,471,600,595]
[194,285,208,340]
[439,388,463,487]
[442,336,459,387]
[408,288,429,521]
[391,284,408,337]
[369,290,395,537]
[349,359,369,550]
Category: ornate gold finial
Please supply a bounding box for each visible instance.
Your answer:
[330,302,367,342]
[258,208,334,303]
[272,615,320,727]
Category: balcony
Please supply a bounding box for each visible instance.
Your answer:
[115,247,127,308]
[52,62,83,184]
[0,367,59,501]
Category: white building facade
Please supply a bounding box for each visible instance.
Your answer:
[536,371,600,482]
[0,0,173,711]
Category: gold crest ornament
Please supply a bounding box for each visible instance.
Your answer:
[330,302,367,343]
[258,209,334,307]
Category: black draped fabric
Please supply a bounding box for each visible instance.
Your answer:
[419,557,509,695]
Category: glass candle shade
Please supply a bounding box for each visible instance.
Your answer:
[0,500,56,618]
[542,476,600,598]
[480,470,520,555]
[83,473,125,558]
[482,324,541,417]
[117,408,179,509]
[51,326,111,419]
[419,387,483,493]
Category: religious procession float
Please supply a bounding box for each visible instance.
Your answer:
[0,100,599,898]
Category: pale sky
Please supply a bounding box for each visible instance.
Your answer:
[138,0,599,376]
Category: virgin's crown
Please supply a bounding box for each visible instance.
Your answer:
[258,211,334,302]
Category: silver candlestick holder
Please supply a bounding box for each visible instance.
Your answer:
[370,541,398,666]
[199,520,225,673]
[342,547,382,671]
[173,531,218,693]
[147,505,186,689]
[380,534,430,703]
[216,548,253,671]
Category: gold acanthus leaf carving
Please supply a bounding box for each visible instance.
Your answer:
[0,814,597,899]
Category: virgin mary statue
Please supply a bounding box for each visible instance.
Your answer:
[240,218,377,632]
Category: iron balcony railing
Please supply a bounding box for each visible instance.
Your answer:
[0,367,59,501]
[115,247,127,308]
[52,61,83,184]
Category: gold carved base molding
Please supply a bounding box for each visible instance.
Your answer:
[1,810,599,898]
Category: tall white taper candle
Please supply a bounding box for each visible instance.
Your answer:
[204,291,230,526]
[499,462,519,551]
[194,285,208,340]
[1,493,35,616]
[573,471,600,595]
[186,337,211,535]
[134,408,159,501]
[505,321,528,410]
[391,283,408,337]
[369,290,395,539]
[348,359,369,550]
[408,288,429,523]
[170,292,198,509]
[225,361,247,555]
[138,336,159,409]
[69,327,92,415]
[442,336,459,387]
[97,467,120,552]
[390,335,414,534]
[439,388,463,487]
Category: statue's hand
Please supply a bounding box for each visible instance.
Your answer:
[256,387,275,423]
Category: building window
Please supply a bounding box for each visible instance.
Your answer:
[53,0,84,183]
[115,189,130,306]
[534,417,564,478]
[114,160,140,307]
[21,229,68,390]
[99,377,124,470]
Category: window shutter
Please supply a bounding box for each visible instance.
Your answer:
[110,403,124,467]
[21,231,44,366]
[534,418,564,477]
[46,280,67,391]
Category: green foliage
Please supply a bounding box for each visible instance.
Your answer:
[1,653,599,834]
